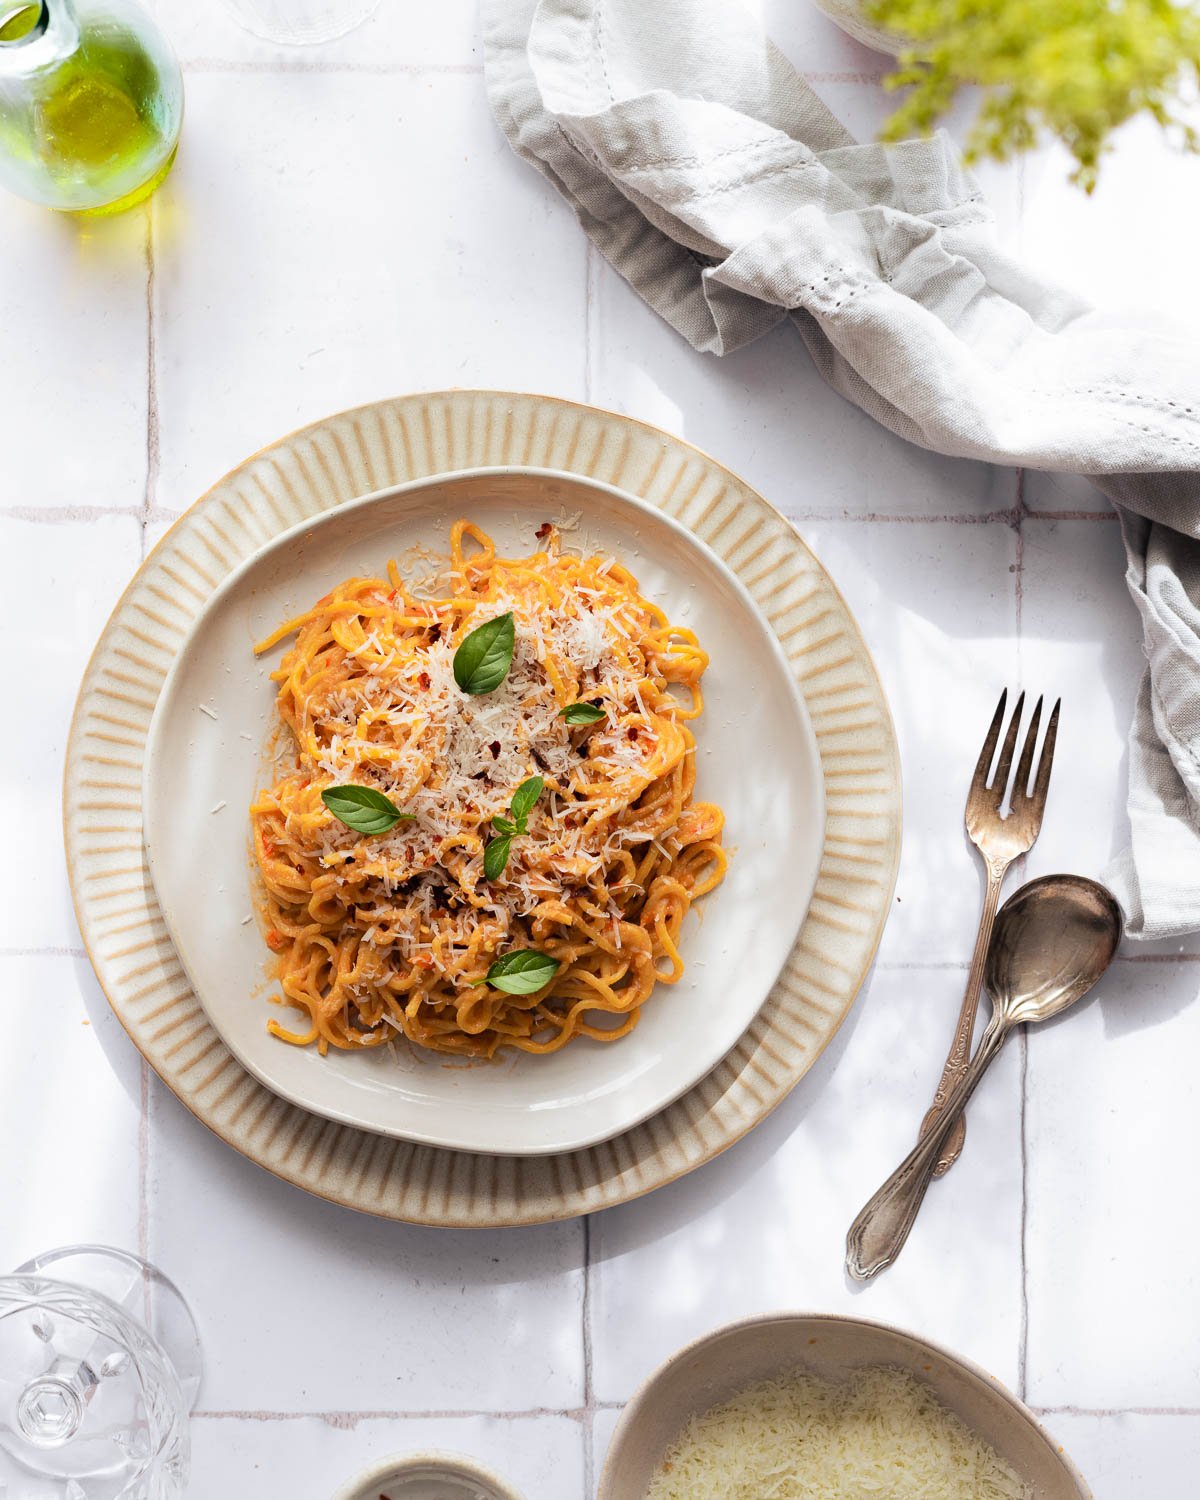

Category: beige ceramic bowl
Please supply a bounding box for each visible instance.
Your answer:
[332,1451,524,1500]
[600,1312,1090,1500]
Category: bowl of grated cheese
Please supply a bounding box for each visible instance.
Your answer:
[600,1312,1091,1500]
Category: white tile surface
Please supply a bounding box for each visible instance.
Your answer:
[590,260,1017,520]
[189,1412,584,1500]
[1023,469,1112,516]
[3,3,1198,1496]
[589,965,1025,1403]
[0,514,143,950]
[799,518,1020,962]
[0,202,148,512]
[1040,1411,1200,1494]
[146,1079,586,1411]
[1021,107,1200,325]
[591,1406,622,1498]
[149,0,479,69]
[1018,516,1145,880]
[150,69,588,509]
[1025,957,1200,1408]
[0,953,142,1269]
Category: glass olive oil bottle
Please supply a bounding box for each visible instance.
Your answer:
[0,0,182,213]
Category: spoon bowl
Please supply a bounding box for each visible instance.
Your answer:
[986,874,1123,1026]
[847,873,1123,1280]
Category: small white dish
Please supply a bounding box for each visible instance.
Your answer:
[600,1312,1091,1499]
[143,467,825,1156]
[332,1451,523,1500]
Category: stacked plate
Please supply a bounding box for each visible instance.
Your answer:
[65,392,902,1226]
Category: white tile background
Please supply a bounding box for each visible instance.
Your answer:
[2,1,1197,1496]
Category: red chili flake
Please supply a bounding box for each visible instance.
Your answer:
[428,623,442,642]
[627,727,638,741]
[489,741,501,759]
[535,521,553,542]
[417,671,431,690]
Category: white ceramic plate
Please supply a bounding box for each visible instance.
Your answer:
[600,1313,1091,1499]
[143,467,824,1155]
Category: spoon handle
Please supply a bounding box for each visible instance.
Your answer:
[846,1015,1010,1281]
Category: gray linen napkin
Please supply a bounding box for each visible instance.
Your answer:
[482,0,1200,940]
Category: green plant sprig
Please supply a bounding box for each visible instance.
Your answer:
[866,0,1200,190]
[471,949,560,994]
[484,775,544,879]
[321,785,416,834]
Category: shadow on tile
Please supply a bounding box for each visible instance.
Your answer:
[75,954,145,1111]
[585,957,874,1259]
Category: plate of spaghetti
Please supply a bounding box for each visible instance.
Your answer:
[143,468,824,1154]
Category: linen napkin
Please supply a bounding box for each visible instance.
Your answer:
[482,0,1200,940]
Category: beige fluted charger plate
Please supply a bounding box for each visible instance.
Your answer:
[142,468,825,1155]
[65,391,901,1225]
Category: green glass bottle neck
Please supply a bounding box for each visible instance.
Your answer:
[0,0,80,75]
[0,3,48,43]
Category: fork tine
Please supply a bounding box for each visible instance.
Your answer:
[1012,695,1044,803]
[1029,697,1061,812]
[970,689,1008,794]
[991,689,1025,801]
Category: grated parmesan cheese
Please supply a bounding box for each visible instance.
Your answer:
[645,1367,1033,1500]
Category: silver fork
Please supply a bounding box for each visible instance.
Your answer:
[917,689,1060,1177]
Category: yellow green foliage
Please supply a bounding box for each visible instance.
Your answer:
[867,0,1200,189]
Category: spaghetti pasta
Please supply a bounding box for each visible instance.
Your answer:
[249,519,726,1059]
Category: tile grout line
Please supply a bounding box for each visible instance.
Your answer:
[141,200,160,560]
[582,1213,596,1497]
[180,58,484,76]
[1013,464,1030,1403]
[0,946,86,958]
[187,1402,1200,1421]
[137,1058,150,1263]
[136,195,156,1268]
[0,505,1119,528]
[583,241,597,407]
[173,60,873,81]
[191,1406,595,1422]
[1034,1405,1200,1418]
[1017,1030,1030,1401]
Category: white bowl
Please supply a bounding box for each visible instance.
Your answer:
[600,1312,1091,1499]
[332,1450,524,1500]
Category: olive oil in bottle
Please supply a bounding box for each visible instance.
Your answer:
[0,0,182,213]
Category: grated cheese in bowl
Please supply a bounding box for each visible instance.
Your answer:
[645,1366,1033,1500]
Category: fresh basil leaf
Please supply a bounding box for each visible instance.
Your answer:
[483,835,512,881]
[321,785,415,835]
[492,815,517,836]
[509,775,544,829]
[453,611,515,695]
[481,949,560,994]
[559,702,606,725]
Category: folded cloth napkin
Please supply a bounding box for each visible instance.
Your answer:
[482,0,1200,939]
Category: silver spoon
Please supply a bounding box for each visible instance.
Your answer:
[846,874,1123,1282]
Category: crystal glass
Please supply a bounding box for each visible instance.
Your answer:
[0,0,183,213]
[0,1246,202,1500]
[221,0,380,45]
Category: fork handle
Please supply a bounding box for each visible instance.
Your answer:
[918,856,1009,1176]
[847,1014,1011,1280]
